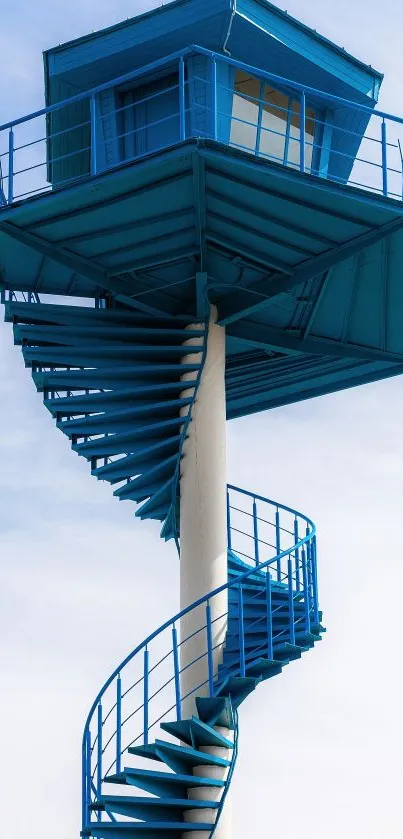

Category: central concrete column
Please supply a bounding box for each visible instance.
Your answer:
[179,306,231,839]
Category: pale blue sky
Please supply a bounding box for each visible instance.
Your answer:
[0,2,402,838]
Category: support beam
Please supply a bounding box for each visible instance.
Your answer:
[0,220,178,316]
[217,216,403,325]
[226,319,403,363]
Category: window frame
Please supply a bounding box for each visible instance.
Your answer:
[230,69,323,173]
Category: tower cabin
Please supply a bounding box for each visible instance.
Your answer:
[44,0,383,189]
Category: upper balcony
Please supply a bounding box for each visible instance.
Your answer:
[0,44,401,209]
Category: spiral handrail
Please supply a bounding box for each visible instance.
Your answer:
[82,485,319,836]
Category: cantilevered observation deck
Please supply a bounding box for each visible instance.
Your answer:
[1,0,403,415]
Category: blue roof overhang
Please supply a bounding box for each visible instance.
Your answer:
[1,139,403,418]
[44,0,382,106]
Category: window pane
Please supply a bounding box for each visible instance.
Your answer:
[230,71,260,152]
[259,86,289,162]
[286,100,316,170]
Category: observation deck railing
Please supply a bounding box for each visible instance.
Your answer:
[81,484,318,831]
[1,46,403,208]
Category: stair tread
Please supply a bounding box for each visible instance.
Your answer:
[94,796,219,809]
[129,739,231,768]
[161,717,234,749]
[106,767,225,788]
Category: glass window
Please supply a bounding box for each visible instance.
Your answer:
[230,72,260,152]
[231,70,317,172]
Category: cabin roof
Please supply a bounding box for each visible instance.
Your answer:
[44,0,383,106]
[45,0,382,81]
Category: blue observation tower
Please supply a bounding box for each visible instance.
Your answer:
[2,1,403,836]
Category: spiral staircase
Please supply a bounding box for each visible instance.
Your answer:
[2,291,324,838]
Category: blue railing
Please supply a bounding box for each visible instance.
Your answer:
[1,46,403,208]
[81,484,318,831]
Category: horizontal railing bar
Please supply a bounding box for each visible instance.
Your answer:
[2,43,402,143]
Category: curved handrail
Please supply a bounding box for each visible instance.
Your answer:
[82,488,316,744]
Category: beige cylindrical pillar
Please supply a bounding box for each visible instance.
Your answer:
[179,306,231,838]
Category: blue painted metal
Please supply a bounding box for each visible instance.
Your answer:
[238,586,246,678]
[252,498,259,565]
[206,602,214,697]
[0,47,400,205]
[75,486,322,838]
[287,559,295,645]
[97,703,103,800]
[143,650,149,746]
[302,547,311,634]
[300,91,306,174]
[172,625,182,721]
[2,7,401,837]
[116,676,122,775]
[266,572,273,660]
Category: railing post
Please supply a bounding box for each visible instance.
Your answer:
[311,536,320,626]
[206,601,214,696]
[301,546,311,633]
[116,675,122,775]
[143,648,149,746]
[211,57,218,141]
[266,571,273,660]
[294,518,300,592]
[82,729,90,830]
[227,488,232,552]
[8,127,14,204]
[96,702,103,799]
[275,508,281,582]
[172,624,182,720]
[300,92,306,173]
[238,585,246,677]
[179,56,186,141]
[90,95,98,176]
[381,118,388,197]
[287,558,295,645]
[306,541,314,610]
[253,498,259,566]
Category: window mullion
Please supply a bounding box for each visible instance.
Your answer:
[283,97,293,165]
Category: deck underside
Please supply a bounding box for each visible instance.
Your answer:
[1,138,403,417]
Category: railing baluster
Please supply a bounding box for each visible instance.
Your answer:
[253,498,259,566]
[172,624,182,720]
[294,517,300,592]
[143,648,149,746]
[116,674,122,775]
[8,127,14,205]
[211,57,218,141]
[266,571,273,660]
[96,702,103,800]
[206,601,214,696]
[381,118,388,197]
[275,508,281,582]
[227,488,232,552]
[300,91,306,173]
[312,536,320,626]
[82,729,91,830]
[306,541,314,611]
[90,95,98,176]
[238,586,246,677]
[302,546,311,633]
[287,558,295,645]
[179,56,186,141]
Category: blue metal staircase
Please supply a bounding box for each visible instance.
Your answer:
[2,291,324,838]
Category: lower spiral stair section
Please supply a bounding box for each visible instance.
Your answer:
[84,551,324,839]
